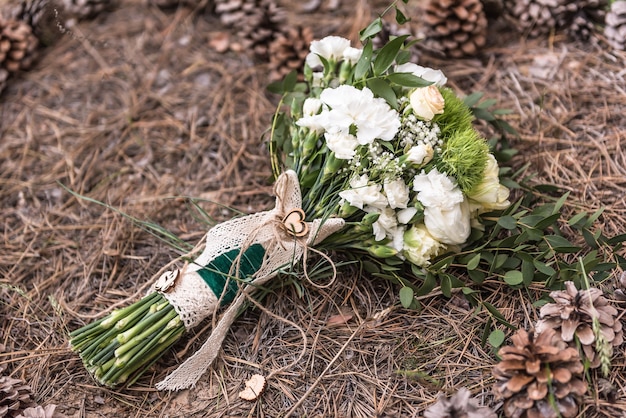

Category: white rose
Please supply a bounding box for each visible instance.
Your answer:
[306,36,351,68]
[403,224,445,267]
[395,63,448,86]
[468,154,511,212]
[383,179,410,209]
[410,85,445,121]
[324,128,359,160]
[406,143,434,166]
[423,200,471,245]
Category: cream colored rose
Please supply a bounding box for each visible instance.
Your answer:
[409,85,445,121]
[406,143,434,166]
[468,154,511,212]
[403,224,445,267]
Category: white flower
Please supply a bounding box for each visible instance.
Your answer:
[367,207,399,241]
[296,85,400,146]
[406,143,434,166]
[403,224,445,267]
[306,36,351,68]
[468,154,511,212]
[342,47,363,64]
[423,201,471,245]
[410,85,445,121]
[339,174,387,210]
[364,207,406,252]
[413,168,463,209]
[302,98,322,116]
[395,63,448,86]
[397,207,418,224]
[383,178,410,209]
[320,85,400,144]
[311,72,324,87]
[413,169,471,245]
[325,128,359,160]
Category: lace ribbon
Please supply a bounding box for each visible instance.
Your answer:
[155,170,344,391]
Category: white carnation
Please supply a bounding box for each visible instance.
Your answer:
[383,178,410,209]
[306,36,351,68]
[394,63,448,86]
[324,128,359,160]
[413,169,471,245]
[339,174,388,210]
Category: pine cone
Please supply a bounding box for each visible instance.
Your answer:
[267,26,313,81]
[493,328,587,418]
[59,0,116,20]
[1,369,34,418]
[214,0,287,59]
[8,0,65,45]
[605,1,626,51]
[504,0,607,38]
[0,17,40,74]
[424,387,497,418]
[536,281,623,369]
[422,0,488,57]
[0,68,8,96]
[15,405,60,418]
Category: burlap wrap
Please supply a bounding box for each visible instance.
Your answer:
[154,170,344,391]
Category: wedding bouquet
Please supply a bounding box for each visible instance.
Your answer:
[69,14,511,391]
[269,33,510,270]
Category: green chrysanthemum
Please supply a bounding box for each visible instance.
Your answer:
[434,88,489,194]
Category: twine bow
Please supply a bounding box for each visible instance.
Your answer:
[156,170,344,391]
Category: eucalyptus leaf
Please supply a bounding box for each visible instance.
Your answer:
[488,329,506,348]
[399,286,414,309]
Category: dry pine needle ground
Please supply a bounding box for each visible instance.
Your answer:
[1,0,625,417]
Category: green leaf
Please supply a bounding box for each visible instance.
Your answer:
[544,235,581,253]
[362,260,380,274]
[466,253,481,270]
[416,272,437,296]
[482,302,514,329]
[367,78,398,109]
[354,41,373,80]
[534,213,561,230]
[567,211,588,227]
[468,269,485,284]
[476,98,497,109]
[386,72,432,87]
[584,207,605,228]
[553,192,570,213]
[399,286,414,309]
[441,274,452,298]
[373,35,409,76]
[360,17,383,40]
[522,260,535,286]
[533,260,556,276]
[503,270,524,286]
[395,7,409,24]
[472,107,496,122]
[463,92,484,108]
[497,215,517,230]
[488,329,506,348]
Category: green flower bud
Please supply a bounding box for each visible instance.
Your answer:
[361,212,380,225]
[367,244,398,259]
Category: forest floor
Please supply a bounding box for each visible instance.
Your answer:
[1,0,625,417]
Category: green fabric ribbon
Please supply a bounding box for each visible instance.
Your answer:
[196,243,266,305]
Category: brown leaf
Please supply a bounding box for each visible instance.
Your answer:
[326,308,353,327]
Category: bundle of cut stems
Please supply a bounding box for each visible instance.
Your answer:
[69,292,185,387]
